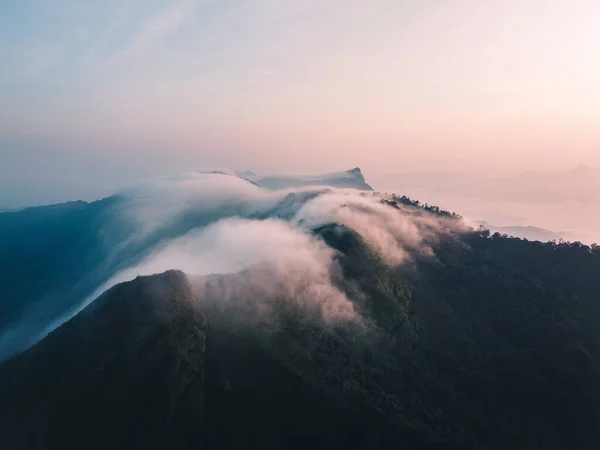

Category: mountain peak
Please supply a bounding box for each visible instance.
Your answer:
[253,167,373,191]
[235,170,258,181]
[567,164,597,175]
[347,167,372,189]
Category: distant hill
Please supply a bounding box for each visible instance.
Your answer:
[0,197,123,359]
[234,170,259,181]
[254,167,374,191]
[496,164,600,202]
[477,221,568,242]
[373,165,600,202]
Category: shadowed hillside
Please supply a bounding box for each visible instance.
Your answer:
[0,270,207,450]
[2,213,600,449]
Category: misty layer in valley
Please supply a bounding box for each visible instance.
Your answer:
[1,168,600,449]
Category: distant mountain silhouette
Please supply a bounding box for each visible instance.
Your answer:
[234,170,258,181]
[254,167,373,191]
[0,197,122,359]
[511,164,599,181]
[499,165,600,202]
[375,165,600,203]
[477,221,568,242]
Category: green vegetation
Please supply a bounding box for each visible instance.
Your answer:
[1,198,600,449]
[382,194,463,219]
[0,271,208,450]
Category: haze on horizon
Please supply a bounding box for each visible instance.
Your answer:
[1,0,599,240]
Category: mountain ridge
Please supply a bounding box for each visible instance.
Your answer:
[252,167,374,191]
[2,189,600,448]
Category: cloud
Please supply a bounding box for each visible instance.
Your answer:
[115,171,267,238]
[134,0,197,46]
[87,174,465,322]
[74,216,357,326]
[114,0,202,62]
[293,191,466,265]
[150,218,357,322]
[3,170,467,359]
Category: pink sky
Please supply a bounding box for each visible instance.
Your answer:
[1,0,599,206]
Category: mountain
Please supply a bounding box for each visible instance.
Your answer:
[371,165,600,244]
[477,221,568,242]
[0,197,120,356]
[2,218,600,448]
[0,169,375,360]
[0,194,180,360]
[2,169,600,449]
[234,170,259,181]
[375,165,600,203]
[510,164,599,184]
[254,167,373,191]
[498,164,600,202]
[0,270,208,450]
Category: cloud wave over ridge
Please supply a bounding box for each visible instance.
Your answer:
[0,169,467,359]
[87,171,466,321]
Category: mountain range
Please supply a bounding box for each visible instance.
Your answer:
[476,221,569,242]
[374,165,600,203]
[1,168,600,449]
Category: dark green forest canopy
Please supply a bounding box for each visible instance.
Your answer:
[382,193,463,220]
[315,198,600,448]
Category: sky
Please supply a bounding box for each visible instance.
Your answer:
[1,0,600,207]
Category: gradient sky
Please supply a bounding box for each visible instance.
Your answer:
[1,0,599,206]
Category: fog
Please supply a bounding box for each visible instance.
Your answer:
[2,170,464,358]
[3,163,598,361]
[371,165,600,244]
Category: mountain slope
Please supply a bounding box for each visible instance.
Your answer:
[2,172,600,449]
[0,198,115,327]
[0,169,375,360]
[0,270,417,450]
[3,222,600,449]
[0,270,207,450]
